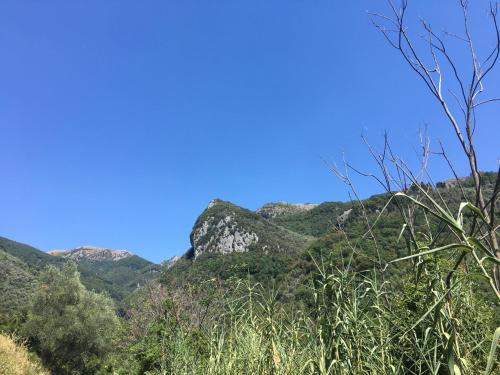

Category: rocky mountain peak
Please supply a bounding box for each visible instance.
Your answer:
[48,246,134,262]
[189,199,312,259]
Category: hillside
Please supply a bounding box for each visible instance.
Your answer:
[75,254,162,301]
[164,172,499,305]
[256,202,319,219]
[163,199,313,292]
[0,236,160,305]
[0,250,36,316]
[0,236,64,269]
[265,201,352,237]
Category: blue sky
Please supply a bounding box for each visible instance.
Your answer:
[1,0,498,262]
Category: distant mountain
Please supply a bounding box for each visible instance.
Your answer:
[0,236,161,305]
[69,251,162,301]
[48,246,134,262]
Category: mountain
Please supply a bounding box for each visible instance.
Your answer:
[0,236,161,306]
[48,246,134,262]
[163,172,499,306]
[189,199,314,258]
[264,201,353,237]
[65,252,162,302]
[163,197,356,297]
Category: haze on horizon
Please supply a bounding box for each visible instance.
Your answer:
[1,0,499,263]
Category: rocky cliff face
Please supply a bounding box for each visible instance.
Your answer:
[48,246,133,262]
[162,255,181,269]
[192,214,259,258]
[189,199,312,259]
[336,208,353,228]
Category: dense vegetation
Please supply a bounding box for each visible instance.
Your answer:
[0,237,64,270]
[0,250,36,315]
[268,201,350,237]
[75,256,161,302]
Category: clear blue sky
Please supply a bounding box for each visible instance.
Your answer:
[1,0,498,262]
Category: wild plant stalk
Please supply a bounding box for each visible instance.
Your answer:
[370,0,500,289]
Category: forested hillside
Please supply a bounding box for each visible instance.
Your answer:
[164,173,499,304]
[0,236,160,309]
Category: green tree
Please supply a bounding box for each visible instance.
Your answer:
[23,262,120,375]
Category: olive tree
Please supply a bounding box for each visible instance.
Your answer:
[24,262,120,375]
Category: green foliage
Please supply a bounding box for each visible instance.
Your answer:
[164,251,298,292]
[76,255,161,303]
[151,172,499,374]
[0,250,35,314]
[23,263,120,375]
[0,250,37,334]
[389,259,494,374]
[268,201,351,237]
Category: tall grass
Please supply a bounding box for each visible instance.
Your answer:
[124,262,496,374]
[0,334,49,375]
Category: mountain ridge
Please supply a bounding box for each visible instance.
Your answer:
[256,202,319,218]
[48,246,134,262]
